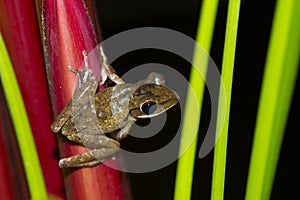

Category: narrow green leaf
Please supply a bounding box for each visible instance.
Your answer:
[211,0,241,199]
[0,34,48,200]
[245,0,300,199]
[174,0,219,199]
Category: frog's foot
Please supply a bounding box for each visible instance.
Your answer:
[99,46,124,85]
[58,148,119,168]
[145,72,165,85]
[68,50,94,87]
[58,138,120,168]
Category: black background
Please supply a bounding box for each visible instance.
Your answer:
[96,0,299,199]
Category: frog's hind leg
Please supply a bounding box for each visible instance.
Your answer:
[60,119,83,144]
[59,147,119,168]
[58,137,120,168]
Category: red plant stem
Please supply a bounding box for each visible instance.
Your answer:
[0,84,30,200]
[0,0,64,198]
[40,0,128,199]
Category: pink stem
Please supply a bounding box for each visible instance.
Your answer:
[40,0,130,199]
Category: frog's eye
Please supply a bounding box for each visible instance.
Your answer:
[140,101,157,115]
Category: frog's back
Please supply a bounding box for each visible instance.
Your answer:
[95,84,134,132]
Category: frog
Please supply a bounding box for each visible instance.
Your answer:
[51,47,179,168]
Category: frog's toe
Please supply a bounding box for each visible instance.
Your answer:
[146,72,165,85]
[58,159,68,168]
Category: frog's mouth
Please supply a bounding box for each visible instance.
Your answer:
[130,98,178,119]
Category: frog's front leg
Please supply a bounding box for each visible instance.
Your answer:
[110,119,136,141]
[68,50,94,86]
[59,136,120,168]
[99,46,125,85]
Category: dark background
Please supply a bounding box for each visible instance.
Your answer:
[95,0,299,199]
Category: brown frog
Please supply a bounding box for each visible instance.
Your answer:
[51,48,179,168]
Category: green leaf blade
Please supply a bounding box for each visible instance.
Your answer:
[211,0,241,199]
[0,34,48,200]
[245,0,300,199]
[174,0,219,200]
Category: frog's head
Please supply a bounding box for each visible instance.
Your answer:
[129,84,179,119]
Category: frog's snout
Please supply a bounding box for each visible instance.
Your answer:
[129,84,179,119]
